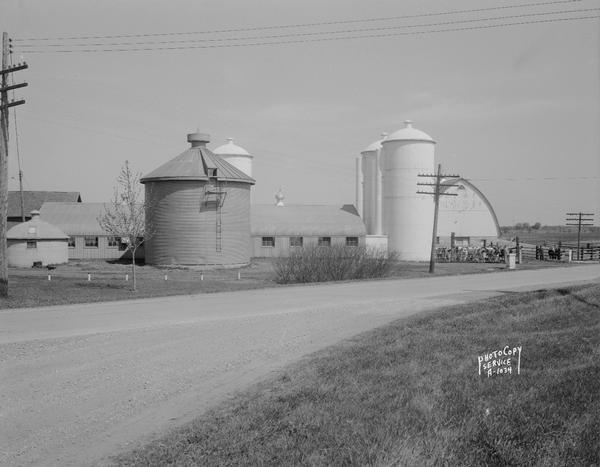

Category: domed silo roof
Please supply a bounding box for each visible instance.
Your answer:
[7,210,69,240]
[212,137,254,178]
[384,120,435,144]
[213,138,252,157]
[141,133,255,185]
[361,133,388,154]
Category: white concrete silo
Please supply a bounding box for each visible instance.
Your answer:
[360,133,386,235]
[381,121,435,260]
[355,157,363,218]
[361,143,377,235]
[213,138,253,177]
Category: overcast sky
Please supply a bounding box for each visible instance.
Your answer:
[1,0,599,225]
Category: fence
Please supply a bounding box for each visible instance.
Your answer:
[436,244,600,263]
[520,244,600,262]
[436,246,507,263]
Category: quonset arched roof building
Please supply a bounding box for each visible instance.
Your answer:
[437,177,501,246]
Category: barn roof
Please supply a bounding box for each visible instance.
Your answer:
[7,211,69,240]
[251,204,366,236]
[39,202,120,236]
[39,202,366,238]
[141,146,255,184]
[440,177,501,237]
[8,191,81,218]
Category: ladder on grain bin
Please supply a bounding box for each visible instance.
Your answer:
[204,179,227,252]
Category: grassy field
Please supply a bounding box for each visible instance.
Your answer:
[112,283,600,466]
[501,228,600,246]
[0,258,579,310]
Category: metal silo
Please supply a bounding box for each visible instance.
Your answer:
[141,132,255,266]
[381,121,435,260]
[212,138,253,177]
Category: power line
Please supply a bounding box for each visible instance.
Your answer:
[14,15,600,54]
[15,7,599,49]
[11,0,586,42]
[469,176,600,181]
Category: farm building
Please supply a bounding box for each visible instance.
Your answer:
[38,202,140,260]
[7,191,81,229]
[357,121,499,255]
[141,132,255,266]
[6,210,69,267]
[251,204,366,257]
[437,178,500,246]
[21,123,500,266]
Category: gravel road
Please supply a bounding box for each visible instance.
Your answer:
[1,264,599,466]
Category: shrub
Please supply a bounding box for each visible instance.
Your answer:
[273,244,398,284]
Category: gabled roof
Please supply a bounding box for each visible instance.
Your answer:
[141,146,255,184]
[251,204,366,236]
[39,202,128,236]
[8,191,81,218]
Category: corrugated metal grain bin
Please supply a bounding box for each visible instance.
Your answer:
[141,132,255,266]
[7,210,69,267]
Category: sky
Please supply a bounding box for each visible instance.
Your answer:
[1,0,599,226]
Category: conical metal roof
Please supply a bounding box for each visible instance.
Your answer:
[141,145,255,184]
[7,211,69,240]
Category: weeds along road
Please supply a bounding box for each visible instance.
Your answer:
[1,264,599,466]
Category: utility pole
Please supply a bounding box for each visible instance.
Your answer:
[418,164,460,274]
[0,32,28,296]
[19,169,24,222]
[566,212,594,260]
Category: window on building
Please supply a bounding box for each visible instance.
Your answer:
[454,236,470,247]
[84,236,99,248]
[346,237,359,247]
[262,236,275,247]
[68,237,76,248]
[26,240,37,249]
[318,237,331,247]
[107,236,120,248]
[289,236,303,248]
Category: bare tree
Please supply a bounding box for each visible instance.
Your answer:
[98,161,150,291]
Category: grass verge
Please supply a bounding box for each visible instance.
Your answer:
[0,258,581,310]
[112,283,600,466]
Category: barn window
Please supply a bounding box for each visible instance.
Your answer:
[84,236,99,248]
[289,236,303,248]
[68,237,76,248]
[107,236,120,248]
[318,237,331,247]
[454,236,470,246]
[262,236,275,247]
[346,237,359,247]
[26,240,37,249]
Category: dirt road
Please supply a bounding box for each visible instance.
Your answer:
[1,264,599,466]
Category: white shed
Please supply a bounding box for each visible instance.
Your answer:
[7,210,69,267]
